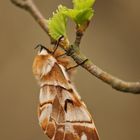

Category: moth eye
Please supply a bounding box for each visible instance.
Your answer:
[64,99,73,112]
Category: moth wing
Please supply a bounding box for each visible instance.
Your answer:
[57,87,99,140]
[39,85,99,140]
[38,63,99,140]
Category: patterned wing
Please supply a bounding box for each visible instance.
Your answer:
[33,48,99,140]
[39,85,99,140]
[38,63,99,140]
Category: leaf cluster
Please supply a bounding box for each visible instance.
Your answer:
[47,0,96,40]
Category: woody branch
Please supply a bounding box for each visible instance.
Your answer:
[11,0,140,94]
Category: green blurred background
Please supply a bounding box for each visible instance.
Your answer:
[0,0,140,140]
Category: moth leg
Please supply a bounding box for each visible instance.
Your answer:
[66,59,88,71]
[55,52,67,58]
[53,36,64,54]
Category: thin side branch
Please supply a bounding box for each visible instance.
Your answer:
[74,21,90,47]
[74,29,83,46]
[11,0,140,93]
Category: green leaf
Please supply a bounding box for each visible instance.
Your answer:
[73,0,96,10]
[63,8,94,25]
[47,5,67,40]
[47,0,96,39]
[63,0,95,25]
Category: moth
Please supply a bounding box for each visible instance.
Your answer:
[32,42,99,140]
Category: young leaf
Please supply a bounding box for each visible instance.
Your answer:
[73,0,96,10]
[63,0,95,26]
[47,5,67,40]
[63,8,94,25]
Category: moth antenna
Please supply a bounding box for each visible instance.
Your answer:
[66,59,88,71]
[53,36,64,55]
[35,44,52,53]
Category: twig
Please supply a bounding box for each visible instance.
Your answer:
[11,0,140,93]
[74,30,83,46]
[74,21,90,47]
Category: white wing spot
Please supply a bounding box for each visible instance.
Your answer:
[39,87,56,104]
[41,56,56,76]
[65,123,75,133]
[39,104,52,123]
[81,133,87,140]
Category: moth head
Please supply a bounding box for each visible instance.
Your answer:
[35,44,51,56]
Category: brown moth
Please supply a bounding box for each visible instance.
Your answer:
[32,44,99,140]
